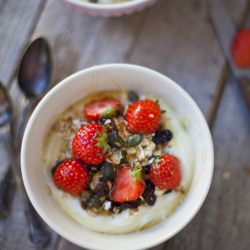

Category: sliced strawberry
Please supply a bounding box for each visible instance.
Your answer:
[111,166,145,203]
[53,158,89,196]
[84,98,122,121]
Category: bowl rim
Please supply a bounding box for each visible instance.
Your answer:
[63,0,154,10]
[21,63,214,250]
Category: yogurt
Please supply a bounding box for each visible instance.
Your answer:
[43,90,194,234]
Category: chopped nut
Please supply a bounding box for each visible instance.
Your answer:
[136,146,145,161]
[144,141,156,158]
[72,119,82,129]
[126,147,137,155]
[107,149,124,165]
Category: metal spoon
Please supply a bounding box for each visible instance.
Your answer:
[0,81,51,247]
[0,37,52,247]
[16,37,53,142]
[18,37,52,99]
[17,37,52,247]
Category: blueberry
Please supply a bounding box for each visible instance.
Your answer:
[152,129,173,145]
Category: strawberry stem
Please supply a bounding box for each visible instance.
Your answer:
[101,107,117,118]
[132,167,142,180]
[96,132,110,154]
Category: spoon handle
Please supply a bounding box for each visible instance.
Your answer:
[1,126,51,247]
[25,198,51,248]
[0,167,15,218]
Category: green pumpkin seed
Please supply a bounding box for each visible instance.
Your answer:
[126,134,143,147]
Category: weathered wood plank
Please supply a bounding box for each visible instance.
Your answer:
[162,0,250,250]
[0,0,46,85]
[4,0,247,249]
[128,0,224,117]
[165,76,250,250]
[0,1,59,250]
[33,0,148,85]
[29,0,248,250]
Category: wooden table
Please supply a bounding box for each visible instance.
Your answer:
[0,0,249,249]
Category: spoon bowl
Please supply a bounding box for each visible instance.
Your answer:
[18,38,52,99]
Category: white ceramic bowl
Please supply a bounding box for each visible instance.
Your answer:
[21,64,214,250]
[62,0,158,17]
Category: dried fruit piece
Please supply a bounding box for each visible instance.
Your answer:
[142,180,156,206]
[152,129,173,145]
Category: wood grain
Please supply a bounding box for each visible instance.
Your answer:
[0,1,59,250]
[0,0,46,85]
[0,0,249,249]
[29,0,249,250]
[128,0,224,117]
[165,76,250,250]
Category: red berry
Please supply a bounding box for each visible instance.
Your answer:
[84,98,122,121]
[150,154,181,190]
[53,159,89,196]
[111,166,145,203]
[231,29,250,68]
[124,99,161,134]
[72,123,109,165]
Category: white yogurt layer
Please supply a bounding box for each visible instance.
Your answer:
[43,92,194,234]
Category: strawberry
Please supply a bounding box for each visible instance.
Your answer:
[72,123,109,165]
[150,154,181,190]
[84,98,122,121]
[111,166,145,203]
[124,99,161,134]
[231,29,250,67]
[53,158,89,196]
